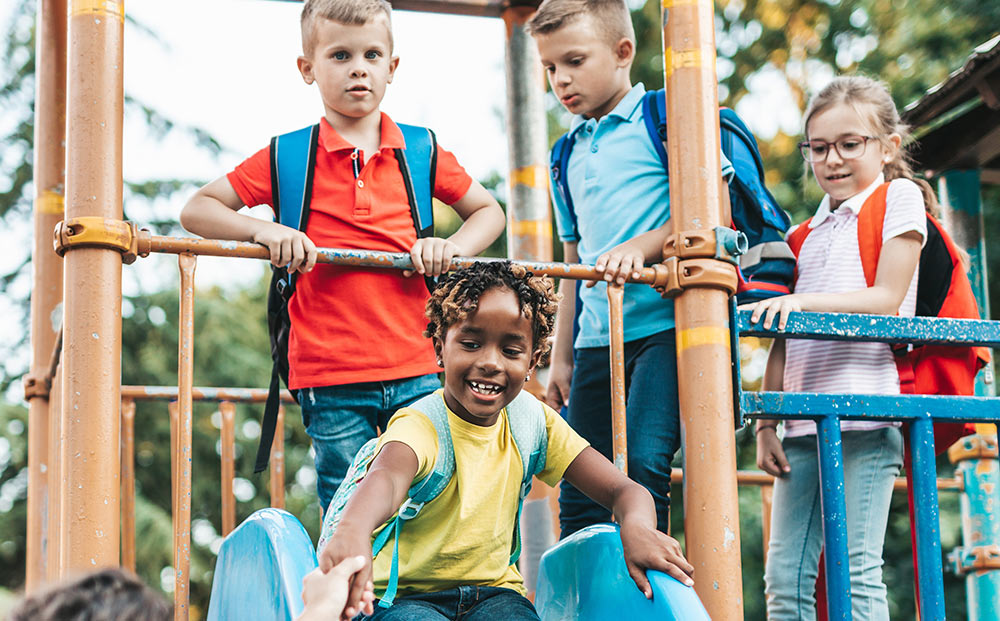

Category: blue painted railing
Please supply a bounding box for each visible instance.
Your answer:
[737,309,1000,621]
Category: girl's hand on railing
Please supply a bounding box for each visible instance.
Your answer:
[756,425,791,477]
[740,294,805,331]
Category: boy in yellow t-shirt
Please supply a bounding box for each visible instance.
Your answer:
[320,262,694,620]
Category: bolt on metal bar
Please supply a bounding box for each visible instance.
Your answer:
[120,398,136,573]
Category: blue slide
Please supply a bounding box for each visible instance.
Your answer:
[208,512,708,620]
[534,523,711,621]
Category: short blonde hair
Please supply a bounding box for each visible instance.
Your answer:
[300,0,393,56]
[526,0,635,47]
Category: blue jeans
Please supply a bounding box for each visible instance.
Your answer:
[360,586,539,620]
[299,373,441,512]
[764,427,903,621]
[559,329,680,537]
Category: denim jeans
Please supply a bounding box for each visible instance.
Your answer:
[359,586,539,621]
[558,329,680,537]
[299,373,441,512]
[764,427,903,621]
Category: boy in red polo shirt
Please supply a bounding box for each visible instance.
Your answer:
[180,0,505,513]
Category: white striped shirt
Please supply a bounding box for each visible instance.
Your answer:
[783,175,927,438]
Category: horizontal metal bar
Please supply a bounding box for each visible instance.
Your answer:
[742,391,1000,423]
[144,235,658,285]
[737,309,1000,348]
[669,469,963,492]
[121,385,296,404]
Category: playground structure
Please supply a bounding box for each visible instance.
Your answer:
[19,1,1000,620]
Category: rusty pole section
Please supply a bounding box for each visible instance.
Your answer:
[120,398,136,573]
[175,254,196,620]
[219,401,236,537]
[607,285,628,473]
[169,401,179,557]
[60,0,125,574]
[662,0,744,616]
[271,405,287,509]
[502,4,552,262]
[25,0,67,591]
[46,362,64,580]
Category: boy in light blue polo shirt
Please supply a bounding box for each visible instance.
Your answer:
[528,0,732,536]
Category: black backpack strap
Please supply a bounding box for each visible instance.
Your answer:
[255,125,320,474]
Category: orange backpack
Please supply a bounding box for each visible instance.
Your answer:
[786,182,990,414]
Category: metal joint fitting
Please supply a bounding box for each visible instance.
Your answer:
[650,258,682,297]
[53,218,150,264]
[22,375,52,400]
[662,227,747,265]
[947,434,1000,463]
[949,545,1000,574]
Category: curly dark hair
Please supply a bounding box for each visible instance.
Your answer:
[9,567,171,621]
[424,261,560,365]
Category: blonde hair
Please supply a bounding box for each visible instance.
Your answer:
[300,0,393,56]
[526,0,635,48]
[803,75,938,215]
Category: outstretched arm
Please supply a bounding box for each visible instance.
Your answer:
[318,441,418,619]
[180,176,317,274]
[741,230,922,329]
[407,180,505,276]
[563,447,694,596]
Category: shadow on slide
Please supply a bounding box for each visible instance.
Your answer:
[206,508,318,621]
[534,523,711,621]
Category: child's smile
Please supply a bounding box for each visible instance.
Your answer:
[436,287,540,427]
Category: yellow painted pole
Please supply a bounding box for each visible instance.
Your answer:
[175,254,196,620]
[60,0,124,574]
[25,0,67,591]
[662,0,744,616]
[607,285,627,473]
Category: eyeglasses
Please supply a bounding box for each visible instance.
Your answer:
[798,135,877,163]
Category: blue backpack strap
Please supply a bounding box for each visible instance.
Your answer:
[550,133,579,241]
[370,392,455,608]
[395,124,436,238]
[641,89,669,170]
[504,391,548,565]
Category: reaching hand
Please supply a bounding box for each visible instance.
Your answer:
[298,556,374,621]
[756,426,791,477]
[619,522,695,598]
[545,358,573,411]
[317,529,376,620]
[406,237,461,277]
[739,294,804,331]
[252,222,318,274]
[590,242,644,288]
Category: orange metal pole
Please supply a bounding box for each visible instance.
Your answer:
[59,0,124,574]
[607,284,628,473]
[25,0,67,591]
[175,254,196,620]
[270,405,286,509]
[760,485,773,567]
[220,401,236,537]
[46,361,64,581]
[662,0,743,616]
[169,400,178,562]
[120,398,136,573]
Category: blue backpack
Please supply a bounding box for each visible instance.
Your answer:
[316,391,549,608]
[253,123,438,473]
[549,89,795,305]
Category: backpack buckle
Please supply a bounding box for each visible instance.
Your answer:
[398,498,424,520]
[520,480,531,499]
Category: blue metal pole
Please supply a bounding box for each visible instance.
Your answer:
[815,414,852,621]
[947,434,1000,621]
[909,417,947,620]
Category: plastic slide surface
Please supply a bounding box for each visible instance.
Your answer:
[206,508,318,621]
[534,523,711,621]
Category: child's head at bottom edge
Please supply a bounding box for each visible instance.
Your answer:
[424,261,560,426]
[9,567,171,621]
